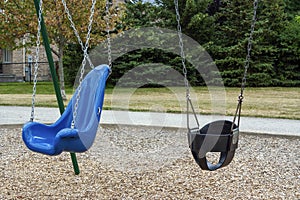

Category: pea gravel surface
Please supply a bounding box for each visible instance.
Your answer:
[0,125,299,199]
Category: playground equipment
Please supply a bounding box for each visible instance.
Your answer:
[174,0,259,170]
[22,0,258,173]
[22,0,112,174]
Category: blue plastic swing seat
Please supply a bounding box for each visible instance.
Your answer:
[22,64,110,156]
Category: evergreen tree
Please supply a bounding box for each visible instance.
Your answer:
[208,0,255,86]
[113,0,300,87]
[250,0,288,86]
[277,16,300,86]
[284,0,300,20]
[207,0,290,86]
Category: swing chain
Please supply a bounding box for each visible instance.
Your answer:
[105,0,113,69]
[30,0,43,122]
[61,0,95,68]
[233,0,259,127]
[174,0,189,99]
[174,0,201,130]
[239,0,259,100]
[62,0,97,128]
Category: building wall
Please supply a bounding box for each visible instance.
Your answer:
[0,45,58,82]
[1,49,13,76]
[10,48,23,79]
[0,49,3,73]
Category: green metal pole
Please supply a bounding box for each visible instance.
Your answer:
[33,0,80,175]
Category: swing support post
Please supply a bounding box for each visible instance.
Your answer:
[33,0,80,175]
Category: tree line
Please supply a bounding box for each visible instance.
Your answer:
[102,0,299,87]
[1,0,299,87]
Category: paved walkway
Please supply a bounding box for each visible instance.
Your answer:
[0,106,299,137]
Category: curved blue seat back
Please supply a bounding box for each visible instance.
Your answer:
[22,64,110,155]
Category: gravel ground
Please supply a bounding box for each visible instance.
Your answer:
[0,125,299,199]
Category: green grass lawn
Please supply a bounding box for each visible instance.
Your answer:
[0,82,299,119]
[0,82,74,94]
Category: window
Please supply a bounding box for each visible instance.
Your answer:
[3,49,12,63]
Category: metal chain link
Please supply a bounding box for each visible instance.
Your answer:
[61,0,95,68]
[105,0,112,69]
[233,0,259,127]
[239,0,259,99]
[30,0,43,122]
[174,0,258,129]
[174,0,189,99]
[174,0,201,129]
[60,0,97,128]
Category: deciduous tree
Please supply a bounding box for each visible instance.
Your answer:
[0,0,122,97]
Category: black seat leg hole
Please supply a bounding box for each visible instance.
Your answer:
[206,152,221,165]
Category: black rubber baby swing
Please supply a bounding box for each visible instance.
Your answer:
[174,0,259,170]
[22,0,112,158]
